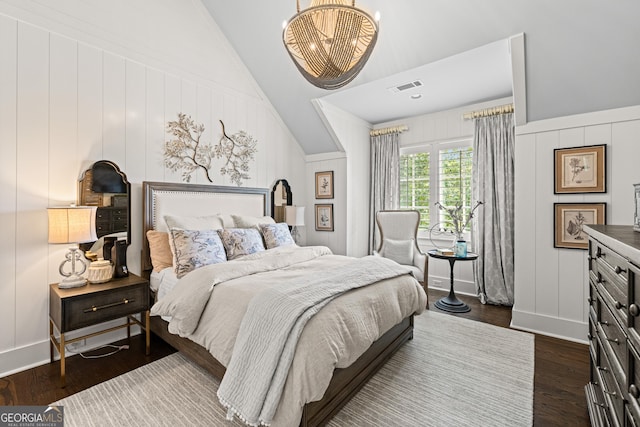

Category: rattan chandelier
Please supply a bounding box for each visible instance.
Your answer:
[283,0,379,90]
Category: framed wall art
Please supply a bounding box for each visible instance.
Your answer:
[315,204,334,231]
[554,144,606,194]
[315,171,334,199]
[554,203,606,249]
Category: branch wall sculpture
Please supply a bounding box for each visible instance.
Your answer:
[163,113,257,186]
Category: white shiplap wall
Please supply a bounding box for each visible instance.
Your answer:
[513,106,640,342]
[0,4,306,376]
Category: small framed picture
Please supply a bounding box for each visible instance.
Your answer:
[315,171,334,199]
[315,204,334,231]
[554,203,606,249]
[554,144,606,194]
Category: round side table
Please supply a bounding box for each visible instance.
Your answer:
[427,250,478,313]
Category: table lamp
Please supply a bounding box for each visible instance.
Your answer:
[285,205,305,244]
[48,206,97,288]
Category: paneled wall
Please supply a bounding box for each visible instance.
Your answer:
[0,5,305,376]
[514,106,640,342]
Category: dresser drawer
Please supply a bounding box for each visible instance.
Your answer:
[596,344,625,427]
[61,283,148,331]
[595,242,629,287]
[627,344,640,423]
[597,267,628,327]
[598,301,627,386]
[628,263,640,347]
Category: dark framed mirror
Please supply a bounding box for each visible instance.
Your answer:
[78,160,131,247]
[271,179,292,223]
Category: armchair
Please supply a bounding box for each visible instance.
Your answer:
[375,210,429,307]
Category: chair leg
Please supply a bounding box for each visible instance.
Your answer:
[423,279,429,309]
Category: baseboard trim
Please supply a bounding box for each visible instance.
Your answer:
[511,308,588,344]
[429,275,476,296]
[0,323,140,378]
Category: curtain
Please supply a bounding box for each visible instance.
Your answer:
[369,132,400,253]
[472,113,515,305]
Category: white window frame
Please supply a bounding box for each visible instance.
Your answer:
[400,138,473,242]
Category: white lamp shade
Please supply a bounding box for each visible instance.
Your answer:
[285,206,305,227]
[48,206,98,244]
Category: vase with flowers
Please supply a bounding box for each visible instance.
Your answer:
[434,200,483,257]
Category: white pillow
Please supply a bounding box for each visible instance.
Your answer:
[259,223,295,249]
[383,239,414,265]
[231,214,275,229]
[164,214,224,231]
[218,228,266,260]
[169,229,227,278]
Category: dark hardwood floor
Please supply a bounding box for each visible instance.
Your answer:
[1,288,589,426]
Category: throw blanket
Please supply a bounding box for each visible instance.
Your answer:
[217,256,412,426]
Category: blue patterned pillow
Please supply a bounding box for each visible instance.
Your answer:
[259,223,295,249]
[218,228,266,260]
[170,229,227,278]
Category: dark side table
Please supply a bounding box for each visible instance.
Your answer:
[427,250,478,313]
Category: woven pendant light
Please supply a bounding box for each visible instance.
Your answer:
[283,0,379,90]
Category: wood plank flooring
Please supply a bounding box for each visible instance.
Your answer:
[1,288,589,426]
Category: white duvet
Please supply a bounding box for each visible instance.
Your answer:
[151,245,427,426]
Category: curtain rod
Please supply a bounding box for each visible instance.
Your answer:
[369,125,408,137]
[462,103,514,120]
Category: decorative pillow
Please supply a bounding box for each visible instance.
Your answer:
[169,229,227,278]
[383,239,414,265]
[231,214,276,229]
[259,223,295,249]
[164,214,224,231]
[218,228,266,260]
[146,230,173,272]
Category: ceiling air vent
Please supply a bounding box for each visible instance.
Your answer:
[388,80,423,93]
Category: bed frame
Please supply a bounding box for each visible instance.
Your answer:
[141,181,414,426]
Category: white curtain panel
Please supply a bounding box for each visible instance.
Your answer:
[369,132,400,253]
[472,113,515,305]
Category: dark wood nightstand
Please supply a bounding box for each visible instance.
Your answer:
[49,273,150,387]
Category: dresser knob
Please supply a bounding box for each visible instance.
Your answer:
[615,301,625,310]
[630,304,640,317]
[631,384,640,399]
[587,297,593,304]
[588,333,593,340]
[606,337,620,345]
[615,266,627,275]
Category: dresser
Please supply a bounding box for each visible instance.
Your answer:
[585,225,640,426]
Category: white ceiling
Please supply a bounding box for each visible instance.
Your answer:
[322,39,513,124]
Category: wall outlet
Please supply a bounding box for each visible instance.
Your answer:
[67,339,86,352]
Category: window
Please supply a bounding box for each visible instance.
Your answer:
[399,141,473,235]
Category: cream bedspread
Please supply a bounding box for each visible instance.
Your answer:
[151,245,427,426]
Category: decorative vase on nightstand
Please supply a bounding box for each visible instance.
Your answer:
[87,259,113,284]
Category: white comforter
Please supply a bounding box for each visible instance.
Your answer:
[151,245,427,426]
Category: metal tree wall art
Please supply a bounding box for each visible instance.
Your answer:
[164,114,257,186]
[216,120,257,186]
[164,113,215,183]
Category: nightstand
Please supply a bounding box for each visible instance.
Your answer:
[49,273,150,387]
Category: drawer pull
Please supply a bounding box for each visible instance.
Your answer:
[84,298,134,313]
[588,333,593,340]
[605,337,620,345]
[614,301,625,310]
[630,304,640,317]
[630,384,640,399]
[598,321,610,327]
[614,265,626,275]
[603,389,617,398]
[596,247,603,258]
[597,366,609,372]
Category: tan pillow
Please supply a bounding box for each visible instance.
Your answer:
[146,230,173,272]
[231,214,276,229]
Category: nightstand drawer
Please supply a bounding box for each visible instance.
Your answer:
[62,284,147,331]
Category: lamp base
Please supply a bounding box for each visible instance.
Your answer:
[58,274,87,289]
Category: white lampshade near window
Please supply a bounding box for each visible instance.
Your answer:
[285,205,305,244]
[48,206,97,288]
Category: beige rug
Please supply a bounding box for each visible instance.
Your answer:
[55,311,534,426]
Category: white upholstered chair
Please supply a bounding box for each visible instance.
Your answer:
[375,210,429,307]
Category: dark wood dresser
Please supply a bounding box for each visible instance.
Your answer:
[585,225,640,426]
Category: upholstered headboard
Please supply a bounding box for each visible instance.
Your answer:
[141,181,270,272]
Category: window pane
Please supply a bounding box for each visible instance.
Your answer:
[438,147,473,233]
[399,152,430,230]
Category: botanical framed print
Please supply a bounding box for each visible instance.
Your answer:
[554,144,606,193]
[315,171,334,199]
[554,203,606,249]
[315,204,334,231]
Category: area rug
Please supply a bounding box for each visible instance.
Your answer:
[54,311,534,426]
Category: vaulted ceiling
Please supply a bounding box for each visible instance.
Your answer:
[201,1,640,154]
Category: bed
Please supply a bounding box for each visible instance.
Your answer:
[141,181,426,426]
